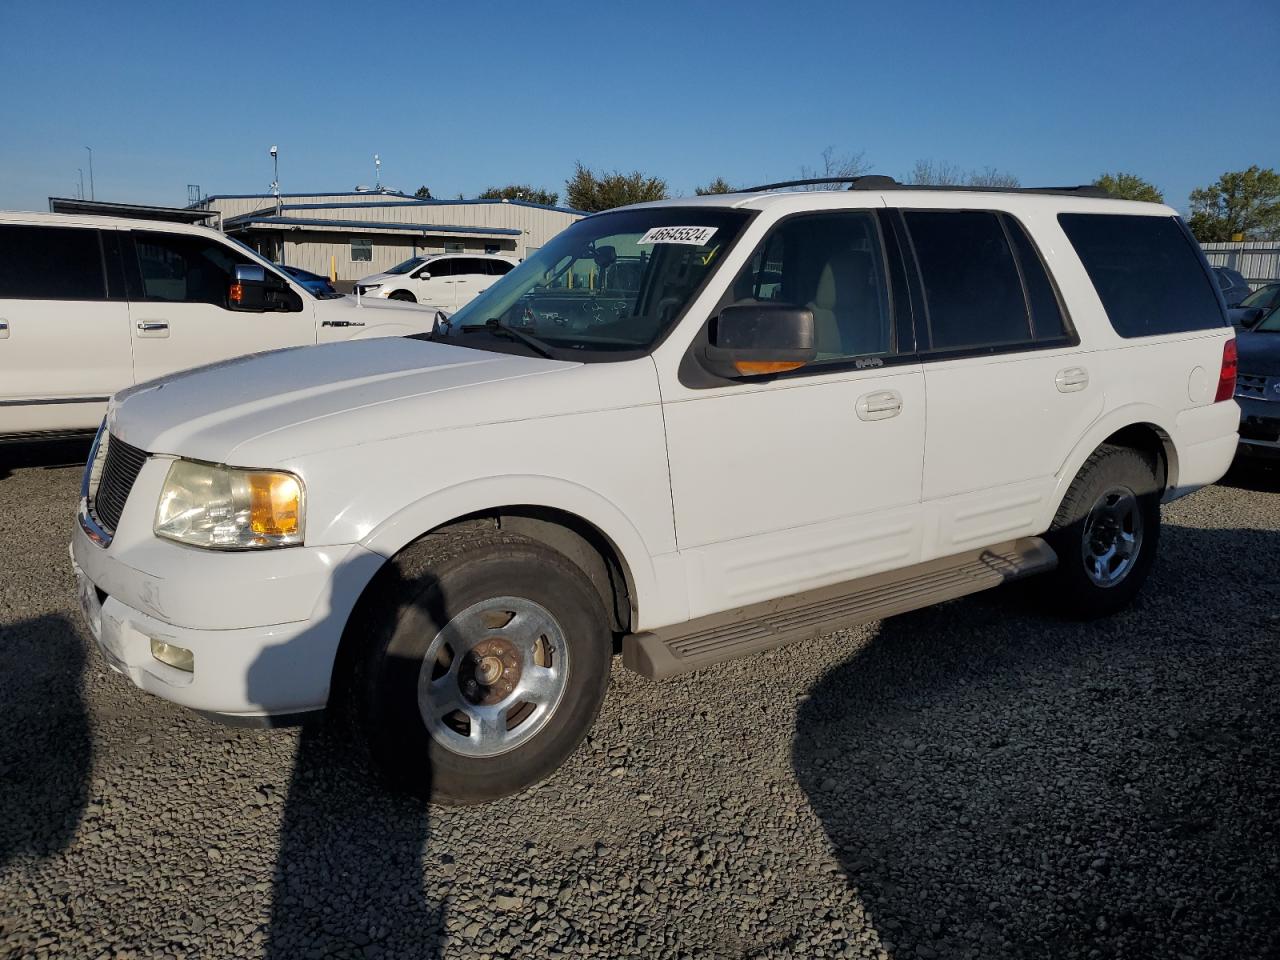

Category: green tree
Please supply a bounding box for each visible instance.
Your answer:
[695,177,736,195]
[565,162,668,212]
[1188,166,1280,242]
[1093,172,1163,203]
[413,185,433,199]
[478,184,560,206]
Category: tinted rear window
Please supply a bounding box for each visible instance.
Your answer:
[904,210,1031,351]
[0,225,105,300]
[1058,214,1226,338]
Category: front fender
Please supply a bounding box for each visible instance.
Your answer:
[357,473,662,625]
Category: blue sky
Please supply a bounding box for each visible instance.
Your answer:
[1,0,1276,213]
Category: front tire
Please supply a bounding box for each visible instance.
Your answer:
[389,290,417,302]
[346,525,611,805]
[1041,444,1162,619]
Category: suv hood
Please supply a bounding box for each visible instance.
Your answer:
[109,339,578,464]
[1238,329,1280,377]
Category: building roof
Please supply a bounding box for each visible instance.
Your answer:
[225,215,523,238]
[48,197,216,223]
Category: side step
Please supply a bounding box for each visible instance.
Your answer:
[622,537,1057,680]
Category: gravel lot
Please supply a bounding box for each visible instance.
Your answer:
[1,441,1278,960]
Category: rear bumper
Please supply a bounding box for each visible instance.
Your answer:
[1166,402,1239,500]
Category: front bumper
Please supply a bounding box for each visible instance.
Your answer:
[1235,395,1280,459]
[70,522,385,720]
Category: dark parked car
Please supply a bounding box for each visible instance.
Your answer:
[277,264,338,297]
[1229,283,1280,329]
[1234,304,1280,460]
[1213,266,1251,307]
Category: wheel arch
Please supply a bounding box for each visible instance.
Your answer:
[1048,406,1179,524]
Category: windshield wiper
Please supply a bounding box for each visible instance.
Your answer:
[460,318,557,359]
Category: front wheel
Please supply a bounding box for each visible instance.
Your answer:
[389,290,417,302]
[345,526,612,805]
[1041,444,1162,619]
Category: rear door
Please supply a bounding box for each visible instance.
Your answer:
[895,208,1102,558]
[0,222,132,434]
[125,230,317,384]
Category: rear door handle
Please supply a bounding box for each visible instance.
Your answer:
[856,389,903,421]
[0,319,9,340]
[136,321,169,338]
[1055,366,1089,393]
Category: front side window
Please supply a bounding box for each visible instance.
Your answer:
[727,212,893,361]
[133,232,255,306]
[421,258,455,278]
[445,207,752,355]
[487,260,514,276]
[351,238,372,262]
[1058,213,1226,338]
[904,211,1031,351]
[0,225,105,300]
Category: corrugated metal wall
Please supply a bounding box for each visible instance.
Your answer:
[280,231,518,279]
[1200,241,1280,288]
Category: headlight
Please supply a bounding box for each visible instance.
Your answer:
[154,460,304,550]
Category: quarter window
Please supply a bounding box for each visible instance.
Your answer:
[1003,215,1070,342]
[133,232,255,306]
[904,211,1031,351]
[1058,214,1226,338]
[730,212,894,361]
[351,238,372,262]
[0,225,105,301]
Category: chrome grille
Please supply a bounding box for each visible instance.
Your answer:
[1236,373,1268,399]
[91,434,149,533]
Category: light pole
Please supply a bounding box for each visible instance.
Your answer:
[269,146,282,262]
[77,168,85,200]
[84,146,94,200]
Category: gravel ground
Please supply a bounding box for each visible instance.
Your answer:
[1,441,1277,960]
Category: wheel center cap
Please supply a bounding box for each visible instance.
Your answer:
[477,655,503,685]
[460,637,523,705]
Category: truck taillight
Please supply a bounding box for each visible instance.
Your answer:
[1215,338,1237,403]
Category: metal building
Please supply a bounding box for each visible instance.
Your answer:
[194,191,584,282]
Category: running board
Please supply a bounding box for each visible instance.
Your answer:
[623,537,1057,680]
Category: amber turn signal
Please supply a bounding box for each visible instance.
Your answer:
[733,360,808,376]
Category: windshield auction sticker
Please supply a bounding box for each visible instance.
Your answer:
[638,226,718,246]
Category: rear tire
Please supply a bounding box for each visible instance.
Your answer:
[344,525,611,805]
[389,290,417,302]
[1041,444,1162,619]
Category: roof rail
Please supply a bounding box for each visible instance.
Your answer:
[740,175,1114,200]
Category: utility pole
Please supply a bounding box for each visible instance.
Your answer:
[84,146,95,200]
[374,154,381,191]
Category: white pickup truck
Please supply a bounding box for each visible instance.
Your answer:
[0,212,434,440]
[71,178,1239,805]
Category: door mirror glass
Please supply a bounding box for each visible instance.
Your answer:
[702,303,816,378]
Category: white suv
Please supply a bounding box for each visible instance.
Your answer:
[355,253,518,309]
[0,212,434,440]
[71,178,1239,804]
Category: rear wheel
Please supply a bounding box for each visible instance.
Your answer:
[389,290,417,302]
[1041,444,1162,619]
[345,525,611,804]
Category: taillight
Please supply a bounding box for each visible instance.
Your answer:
[1214,338,1237,402]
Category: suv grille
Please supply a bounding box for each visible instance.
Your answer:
[92,434,149,533]
[1236,373,1269,400]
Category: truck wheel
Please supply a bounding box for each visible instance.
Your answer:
[389,290,417,302]
[1041,444,1162,619]
[346,525,611,805]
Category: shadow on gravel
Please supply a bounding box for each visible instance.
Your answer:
[1217,456,1280,494]
[0,615,92,870]
[0,438,93,482]
[794,523,1280,959]
[252,561,446,960]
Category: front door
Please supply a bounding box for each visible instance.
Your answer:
[125,230,316,385]
[661,210,928,619]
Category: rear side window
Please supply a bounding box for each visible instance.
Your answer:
[0,225,105,300]
[904,211,1031,351]
[1058,214,1226,338]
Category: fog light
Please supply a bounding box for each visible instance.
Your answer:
[151,639,194,673]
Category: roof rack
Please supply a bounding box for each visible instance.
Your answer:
[740,175,1113,200]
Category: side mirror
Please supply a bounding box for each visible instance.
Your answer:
[229,264,303,312]
[1231,306,1266,329]
[701,303,816,378]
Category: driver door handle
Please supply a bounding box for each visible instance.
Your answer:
[856,389,903,421]
[136,321,169,338]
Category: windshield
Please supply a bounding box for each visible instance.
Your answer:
[444,208,752,356]
[1256,305,1280,333]
[386,256,428,275]
[1241,285,1277,309]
